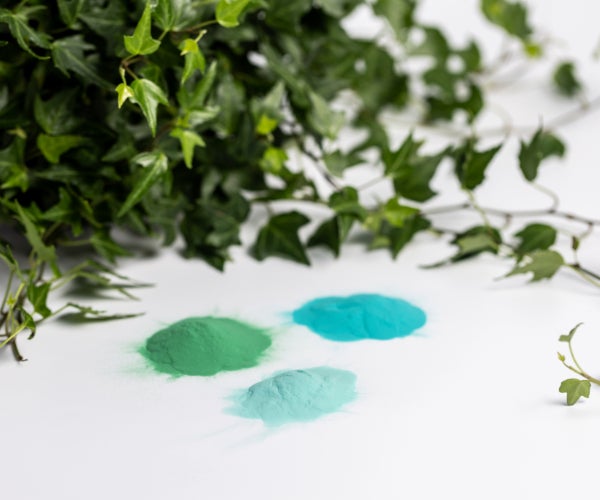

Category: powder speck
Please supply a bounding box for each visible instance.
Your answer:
[292,293,426,341]
[230,367,356,426]
[141,316,272,376]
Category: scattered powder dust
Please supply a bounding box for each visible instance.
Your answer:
[140,317,272,376]
[229,367,357,426]
[292,293,426,341]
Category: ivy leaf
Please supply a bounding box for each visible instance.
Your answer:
[425,226,502,267]
[518,129,565,181]
[62,303,142,323]
[89,231,131,263]
[0,6,51,59]
[115,83,134,108]
[372,0,416,41]
[14,203,58,270]
[179,38,206,84]
[259,147,287,175]
[130,78,169,136]
[216,0,252,28]
[329,187,367,220]
[34,91,81,135]
[254,212,311,265]
[453,141,502,190]
[308,91,345,139]
[322,151,363,177]
[386,215,430,258]
[170,128,205,168]
[506,249,564,281]
[57,0,85,27]
[553,61,581,97]
[308,216,353,257]
[514,223,557,257]
[559,323,583,343]
[37,134,85,164]
[51,35,111,89]
[0,137,28,192]
[559,379,591,406]
[123,2,161,55]
[480,0,532,41]
[118,152,168,217]
[27,282,52,318]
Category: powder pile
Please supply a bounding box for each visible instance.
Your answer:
[141,316,271,376]
[230,367,357,426]
[292,293,426,341]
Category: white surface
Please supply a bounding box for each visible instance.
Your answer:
[3,1,600,499]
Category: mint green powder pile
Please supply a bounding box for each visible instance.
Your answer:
[141,317,272,376]
[230,367,357,426]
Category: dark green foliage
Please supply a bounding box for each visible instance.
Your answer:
[553,61,582,97]
[0,0,591,359]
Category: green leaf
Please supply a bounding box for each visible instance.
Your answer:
[118,152,169,217]
[27,282,52,318]
[553,61,581,97]
[34,91,81,135]
[559,379,591,406]
[123,2,161,55]
[329,187,367,220]
[58,0,85,27]
[0,6,51,59]
[130,78,169,136]
[308,216,353,257]
[51,35,111,88]
[216,0,252,28]
[480,0,531,40]
[37,134,85,164]
[308,91,345,139]
[506,249,564,281]
[116,83,134,108]
[170,128,206,168]
[14,203,57,268]
[386,215,430,258]
[0,242,24,279]
[514,223,557,256]
[61,303,142,323]
[559,323,583,343]
[453,141,502,190]
[373,0,417,41]
[259,147,287,175]
[254,211,311,265]
[179,38,206,84]
[518,129,565,181]
[89,231,131,262]
[322,151,363,177]
[0,137,28,192]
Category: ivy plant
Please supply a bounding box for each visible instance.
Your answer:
[0,0,598,366]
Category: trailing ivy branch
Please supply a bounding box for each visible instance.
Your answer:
[1,0,599,362]
[557,324,600,406]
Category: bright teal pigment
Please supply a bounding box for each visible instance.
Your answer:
[229,367,357,426]
[292,293,426,341]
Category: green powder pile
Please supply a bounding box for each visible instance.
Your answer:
[141,316,272,376]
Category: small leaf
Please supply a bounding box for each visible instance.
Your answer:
[14,203,58,268]
[308,91,345,139]
[37,134,85,163]
[559,379,591,406]
[130,78,169,136]
[123,2,161,55]
[518,128,565,181]
[116,83,134,108]
[557,352,566,362]
[506,249,564,281]
[216,0,252,28]
[253,211,311,265]
[118,152,168,217]
[27,282,52,318]
[0,6,51,59]
[170,128,205,168]
[62,303,142,323]
[480,0,531,41]
[559,322,583,343]
[179,37,206,84]
[57,0,85,27]
[553,61,581,97]
[453,141,502,190]
[514,223,557,256]
[51,35,111,88]
[259,146,287,174]
[308,216,353,257]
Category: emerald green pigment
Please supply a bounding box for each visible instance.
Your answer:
[141,316,272,376]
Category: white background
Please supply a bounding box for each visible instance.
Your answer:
[3,1,600,498]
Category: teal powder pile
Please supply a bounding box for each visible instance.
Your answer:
[292,293,426,341]
[230,367,357,426]
[141,317,272,376]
